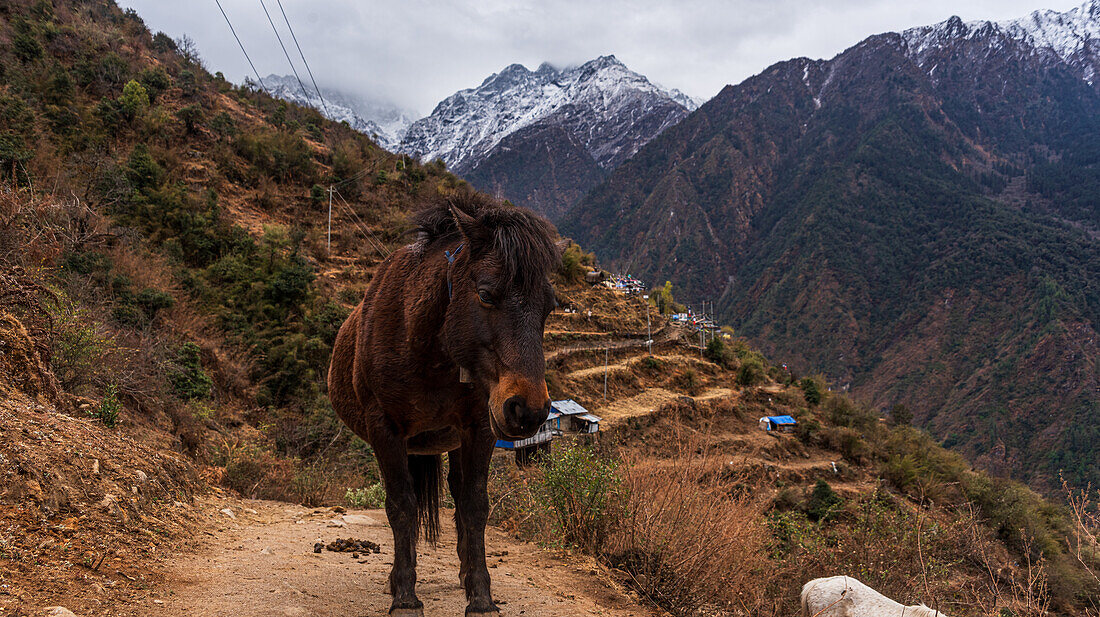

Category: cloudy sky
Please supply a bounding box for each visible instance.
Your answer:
[118,0,1083,116]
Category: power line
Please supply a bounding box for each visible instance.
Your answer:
[258,0,311,102]
[330,166,373,189]
[333,189,391,259]
[276,0,330,115]
[214,0,267,92]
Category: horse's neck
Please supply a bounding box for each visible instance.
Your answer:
[907,605,942,617]
[403,252,450,351]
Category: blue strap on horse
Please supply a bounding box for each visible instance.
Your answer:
[445,242,464,299]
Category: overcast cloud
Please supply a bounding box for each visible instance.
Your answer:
[117,0,1084,117]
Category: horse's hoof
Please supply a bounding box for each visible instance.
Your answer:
[465,612,499,616]
[390,609,425,617]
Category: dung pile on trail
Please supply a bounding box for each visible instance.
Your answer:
[317,538,382,554]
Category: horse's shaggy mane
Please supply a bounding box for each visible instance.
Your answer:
[414,191,559,284]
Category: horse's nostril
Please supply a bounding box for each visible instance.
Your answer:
[503,395,527,421]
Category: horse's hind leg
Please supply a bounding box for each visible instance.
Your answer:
[453,429,498,615]
[372,424,424,616]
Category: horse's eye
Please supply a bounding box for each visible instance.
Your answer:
[477,289,495,306]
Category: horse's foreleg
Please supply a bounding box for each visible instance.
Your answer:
[447,451,470,587]
[372,425,423,616]
[455,428,498,615]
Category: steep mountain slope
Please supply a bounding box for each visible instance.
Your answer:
[265,74,416,150]
[400,56,697,220]
[3,2,1099,614]
[562,2,1100,492]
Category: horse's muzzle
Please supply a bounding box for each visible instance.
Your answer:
[496,395,550,439]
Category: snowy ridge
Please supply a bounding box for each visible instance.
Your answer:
[399,55,698,172]
[264,75,416,150]
[902,0,1100,83]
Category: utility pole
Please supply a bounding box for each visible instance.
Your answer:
[643,294,652,355]
[327,185,335,252]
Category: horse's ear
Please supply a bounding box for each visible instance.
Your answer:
[449,203,485,246]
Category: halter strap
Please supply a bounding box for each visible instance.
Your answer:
[444,242,464,300]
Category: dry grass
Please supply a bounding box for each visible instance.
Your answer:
[608,444,772,616]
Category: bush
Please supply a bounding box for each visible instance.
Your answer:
[234,129,316,184]
[13,32,43,62]
[110,276,174,327]
[557,241,596,283]
[88,384,122,428]
[176,104,204,134]
[805,479,843,522]
[49,300,118,394]
[704,336,734,368]
[345,483,386,509]
[799,377,823,406]
[888,403,913,427]
[138,67,171,103]
[610,449,770,615]
[534,444,621,552]
[169,342,212,400]
[119,80,150,120]
[824,395,876,430]
[737,357,766,386]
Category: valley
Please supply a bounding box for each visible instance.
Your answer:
[1,1,1099,616]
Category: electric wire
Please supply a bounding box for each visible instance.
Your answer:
[276,0,330,115]
[334,189,392,259]
[258,0,311,102]
[214,0,267,92]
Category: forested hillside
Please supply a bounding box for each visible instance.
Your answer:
[0,0,466,502]
[1,3,1099,615]
[562,10,1100,493]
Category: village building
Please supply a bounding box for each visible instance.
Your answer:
[759,415,797,433]
[495,399,601,464]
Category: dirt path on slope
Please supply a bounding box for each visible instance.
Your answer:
[593,387,733,425]
[153,498,658,617]
[566,354,706,380]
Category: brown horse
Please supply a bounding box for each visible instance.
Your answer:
[328,192,559,616]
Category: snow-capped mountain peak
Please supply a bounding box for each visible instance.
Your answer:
[399,56,698,172]
[902,0,1100,83]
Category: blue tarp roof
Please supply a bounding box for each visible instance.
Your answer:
[765,415,797,425]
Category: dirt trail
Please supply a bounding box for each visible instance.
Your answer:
[593,386,733,424]
[566,354,705,380]
[155,498,657,617]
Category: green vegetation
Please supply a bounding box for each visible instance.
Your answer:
[0,0,477,504]
[168,343,212,400]
[557,240,596,283]
[736,357,766,386]
[88,384,122,428]
[533,444,621,552]
[345,484,386,509]
[804,479,843,522]
[703,336,735,368]
[799,377,823,406]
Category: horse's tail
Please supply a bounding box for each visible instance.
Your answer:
[409,454,442,545]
